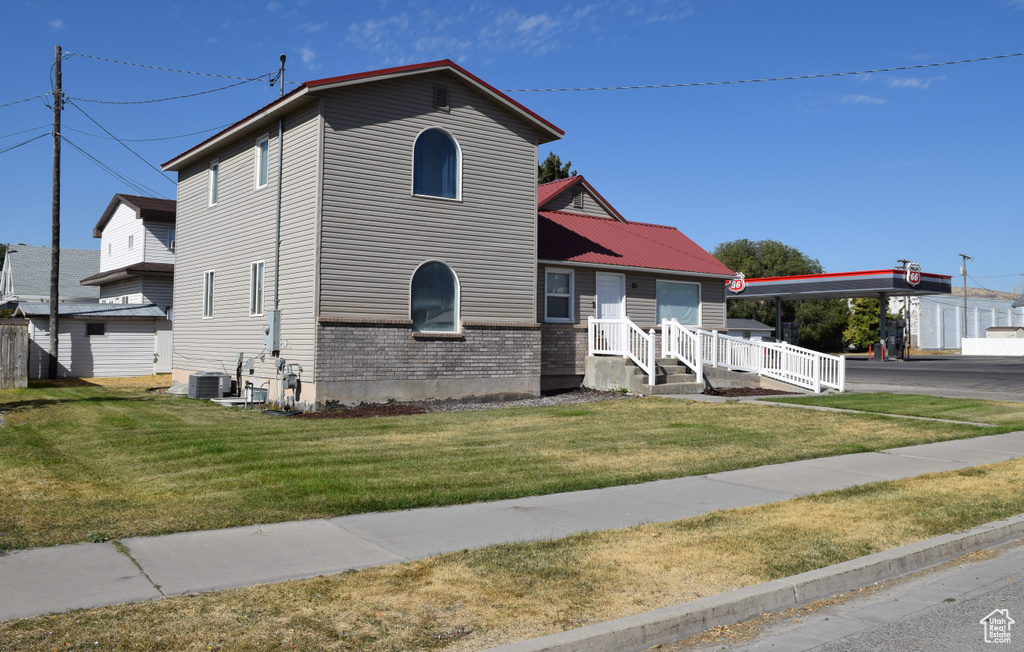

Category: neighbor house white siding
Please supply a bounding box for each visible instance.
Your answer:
[143,222,176,265]
[99,203,146,272]
[26,318,159,378]
[99,278,144,304]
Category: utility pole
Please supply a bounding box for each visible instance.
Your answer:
[958,253,973,340]
[49,45,62,379]
[897,259,911,359]
[276,54,286,97]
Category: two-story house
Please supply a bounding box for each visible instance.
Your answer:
[160,59,734,408]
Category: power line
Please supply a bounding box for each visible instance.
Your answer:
[67,78,258,105]
[64,98,175,184]
[0,93,51,109]
[66,51,272,82]
[63,123,233,142]
[503,52,1024,92]
[61,135,167,198]
[0,125,50,140]
[0,132,49,156]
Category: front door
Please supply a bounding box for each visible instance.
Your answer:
[595,272,625,319]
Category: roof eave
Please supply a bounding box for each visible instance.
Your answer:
[538,259,736,279]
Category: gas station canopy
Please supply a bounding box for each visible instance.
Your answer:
[726,269,952,301]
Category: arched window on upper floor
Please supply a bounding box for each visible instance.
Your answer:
[410,261,459,332]
[413,128,460,199]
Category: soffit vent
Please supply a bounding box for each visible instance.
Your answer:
[572,188,584,210]
[433,85,449,112]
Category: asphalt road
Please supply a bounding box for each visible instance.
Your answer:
[683,541,1024,651]
[844,355,1024,401]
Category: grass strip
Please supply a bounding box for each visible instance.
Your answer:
[0,381,1015,551]
[4,458,1024,651]
[766,392,1024,426]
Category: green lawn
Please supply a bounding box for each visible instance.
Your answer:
[0,381,1016,551]
[766,393,1024,426]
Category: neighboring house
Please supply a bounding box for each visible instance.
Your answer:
[535,175,734,389]
[0,244,99,310]
[15,302,170,378]
[79,194,176,316]
[160,59,733,408]
[725,318,775,340]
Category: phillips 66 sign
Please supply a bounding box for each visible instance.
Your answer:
[906,263,921,287]
[728,272,746,293]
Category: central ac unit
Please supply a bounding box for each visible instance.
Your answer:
[188,372,231,399]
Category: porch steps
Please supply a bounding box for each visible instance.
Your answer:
[624,358,764,395]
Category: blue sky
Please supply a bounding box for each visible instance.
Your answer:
[4,1,1023,292]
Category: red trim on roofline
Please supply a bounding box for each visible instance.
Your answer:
[744,269,953,283]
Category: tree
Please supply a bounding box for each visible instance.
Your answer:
[842,298,901,350]
[538,152,576,183]
[713,239,848,351]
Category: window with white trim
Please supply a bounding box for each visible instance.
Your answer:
[544,268,574,322]
[413,128,460,199]
[255,135,269,188]
[167,228,175,251]
[127,234,134,250]
[209,160,219,206]
[410,261,458,332]
[203,270,215,318]
[656,280,701,326]
[249,261,265,316]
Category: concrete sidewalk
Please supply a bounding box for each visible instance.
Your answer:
[3,431,1024,623]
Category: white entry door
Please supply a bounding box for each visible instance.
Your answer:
[595,272,625,319]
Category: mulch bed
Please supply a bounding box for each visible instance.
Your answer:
[291,405,429,419]
[702,387,798,397]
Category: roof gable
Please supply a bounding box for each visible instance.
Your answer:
[1,244,100,299]
[163,59,563,172]
[538,176,625,222]
[538,211,734,277]
[93,194,176,238]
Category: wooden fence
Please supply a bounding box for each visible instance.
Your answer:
[1,319,29,389]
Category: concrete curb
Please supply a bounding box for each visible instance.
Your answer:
[482,514,1024,652]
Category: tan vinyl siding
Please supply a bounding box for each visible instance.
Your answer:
[542,186,615,219]
[318,71,540,324]
[537,265,727,330]
[171,106,319,380]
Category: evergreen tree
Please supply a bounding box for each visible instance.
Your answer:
[538,152,576,183]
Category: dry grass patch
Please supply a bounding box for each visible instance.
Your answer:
[5,459,1024,651]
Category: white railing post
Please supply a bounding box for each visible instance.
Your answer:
[813,353,822,393]
[661,318,668,357]
[620,318,628,360]
[587,316,595,355]
[712,330,719,368]
[648,329,656,386]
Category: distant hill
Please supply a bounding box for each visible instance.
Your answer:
[948,287,1020,302]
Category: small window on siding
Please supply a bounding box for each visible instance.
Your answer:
[86,322,105,336]
[572,189,584,210]
[209,160,219,206]
[127,235,134,250]
[413,128,460,199]
[108,243,111,256]
[255,135,269,188]
[203,270,215,318]
[250,261,265,316]
[656,280,701,326]
[168,228,176,251]
[433,85,449,111]
[545,268,574,322]
[410,261,458,332]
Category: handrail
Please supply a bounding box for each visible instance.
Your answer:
[660,319,844,393]
[588,316,656,385]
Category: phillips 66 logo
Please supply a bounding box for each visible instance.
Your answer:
[728,273,746,293]
[906,263,921,287]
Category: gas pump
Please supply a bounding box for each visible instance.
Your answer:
[781,322,800,346]
[885,319,906,360]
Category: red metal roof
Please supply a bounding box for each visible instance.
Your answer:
[537,177,582,207]
[538,211,735,277]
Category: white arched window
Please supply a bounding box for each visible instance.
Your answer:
[413,128,460,199]
[411,261,459,332]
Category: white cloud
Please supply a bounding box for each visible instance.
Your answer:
[1009,0,1024,9]
[302,21,327,33]
[300,45,315,64]
[838,94,886,105]
[886,75,945,90]
[47,18,64,30]
[626,0,694,24]
[267,1,281,11]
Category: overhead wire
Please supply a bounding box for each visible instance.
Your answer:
[61,135,167,198]
[0,132,50,156]
[0,125,50,140]
[0,93,51,109]
[67,78,258,104]
[64,97,175,184]
[65,51,273,82]
[62,123,234,142]
[502,52,1024,92]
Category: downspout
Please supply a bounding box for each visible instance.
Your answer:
[274,117,284,313]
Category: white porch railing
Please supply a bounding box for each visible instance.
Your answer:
[660,319,845,393]
[588,316,656,386]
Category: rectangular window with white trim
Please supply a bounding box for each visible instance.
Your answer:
[209,160,219,206]
[249,261,265,316]
[656,280,701,326]
[255,135,269,189]
[545,268,574,322]
[203,270,215,318]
